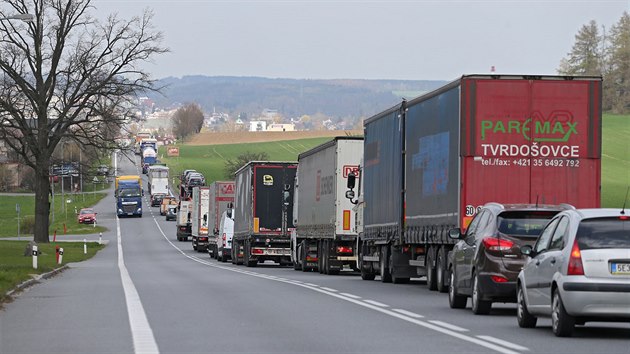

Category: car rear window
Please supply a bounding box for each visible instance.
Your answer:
[497,211,559,237]
[577,217,630,250]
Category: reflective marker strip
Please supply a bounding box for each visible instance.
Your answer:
[117,217,160,354]
[343,210,351,230]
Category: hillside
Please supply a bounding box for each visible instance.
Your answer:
[186,130,362,146]
[148,76,447,119]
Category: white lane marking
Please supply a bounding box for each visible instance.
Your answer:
[340,293,361,299]
[392,309,424,318]
[151,218,522,354]
[320,287,338,292]
[363,299,389,308]
[476,336,529,351]
[429,320,469,332]
[117,217,160,354]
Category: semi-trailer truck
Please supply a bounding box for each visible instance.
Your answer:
[352,75,602,290]
[191,186,211,252]
[291,137,364,274]
[148,164,170,206]
[176,199,192,241]
[232,162,297,267]
[115,175,143,217]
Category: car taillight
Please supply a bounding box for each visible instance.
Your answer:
[482,237,514,251]
[200,237,207,241]
[491,275,508,283]
[336,246,353,254]
[567,239,584,276]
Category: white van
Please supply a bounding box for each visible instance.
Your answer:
[214,209,234,262]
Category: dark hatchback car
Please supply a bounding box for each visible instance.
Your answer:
[447,202,574,314]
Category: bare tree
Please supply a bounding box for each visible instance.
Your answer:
[0,0,167,243]
[172,103,204,140]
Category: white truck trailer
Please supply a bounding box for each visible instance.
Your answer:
[191,186,211,252]
[291,137,364,274]
[148,165,170,206]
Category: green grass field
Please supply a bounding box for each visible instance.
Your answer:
[0,192,108,238]
[601,114,630,207]
[0,240,104,302]
[160,137,334,184]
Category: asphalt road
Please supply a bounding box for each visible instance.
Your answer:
[1,152,628,354]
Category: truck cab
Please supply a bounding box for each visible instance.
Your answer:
[116,181,143,217]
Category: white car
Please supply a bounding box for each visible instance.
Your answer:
[517,208,630,337]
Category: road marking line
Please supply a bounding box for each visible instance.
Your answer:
[476,336,529,351]
[392,309,424,318]
[363,299,389,307]
[117,217,160,354]
[152,218,523,354]
[340,293,361,299]
[320,287,338,292]
[429,320,469,332]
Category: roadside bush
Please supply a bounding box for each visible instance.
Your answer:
[20,215,35,235]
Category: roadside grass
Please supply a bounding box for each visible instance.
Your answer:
[0,192,108,238]
[160,137,334,184]
[0,240,105,302]
[601,114,630,207]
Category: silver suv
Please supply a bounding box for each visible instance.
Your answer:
[517,208,630,337]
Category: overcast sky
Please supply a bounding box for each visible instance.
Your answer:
[93,0,627,81]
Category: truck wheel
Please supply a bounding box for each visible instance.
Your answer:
[299,241,308,272]
[471,271,492,315]
[318,240,324,274]
[361,264,376,280]
[231,246,237,265]
[436,247,448,293]
[245,241,257,267]
[390,246,409,284]
[426,246,437,291]
[380,246,392,283]
[192,240,197,251]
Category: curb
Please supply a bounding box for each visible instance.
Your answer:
[4,265,70,298]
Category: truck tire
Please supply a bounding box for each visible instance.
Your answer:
[380,246,392,283]
[245,241,257,267]
[390,246,409,284]
[361,264,376,280]
[426,246,437,290]
[299,241,308,272]
[318,240,324,274]
[231,246,238,265]
[436,247,448,293]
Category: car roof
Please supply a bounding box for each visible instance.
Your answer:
[573,208,627,219]
[483,202,574,213]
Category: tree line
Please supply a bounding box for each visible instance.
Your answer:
[558,12,630,113]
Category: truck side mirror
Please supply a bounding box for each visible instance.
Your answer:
[227,209,232,218]
[347,172,356,189]
[228,202,234,209]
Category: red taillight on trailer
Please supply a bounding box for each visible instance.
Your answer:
[306,256,318,262]
[336,246,353,254]
[491,275,508,283]
[482,237,514,251]
[222,233,226,241]
[567,239,584,276]
[180,227,186,231]
[251,248,264,255]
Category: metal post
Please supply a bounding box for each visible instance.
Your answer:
[16,203,20,240]
[51,177,55,225]
[32,245,38,269]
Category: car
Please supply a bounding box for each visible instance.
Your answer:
[77,208,97,224]
[447,203,573,314]
[517,208,630,337]
[180,169,197,182]
[185,172,205,186]
[211,208,234,262]
[96,165,109,176]
[165,205,177,221]
[151,193,166,207]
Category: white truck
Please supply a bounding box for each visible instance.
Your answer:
[148,165,170,206]
[291,137,364,274]
[191,186,211,252]
[176,199,192,241]
[215,208,235,262]
[206,181,235,259]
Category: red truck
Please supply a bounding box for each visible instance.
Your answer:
[352,75,602,290]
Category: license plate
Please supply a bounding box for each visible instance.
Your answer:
[611,263,630,275]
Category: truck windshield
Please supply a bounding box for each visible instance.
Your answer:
[119,188,141,197]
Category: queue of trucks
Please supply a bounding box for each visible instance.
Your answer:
[133,75,602,296]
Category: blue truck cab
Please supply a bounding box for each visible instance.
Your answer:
[116,178,143,217]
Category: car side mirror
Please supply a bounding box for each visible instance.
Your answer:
[347,172,356,189]
[520,245,535,257]
[448,228,462,240]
